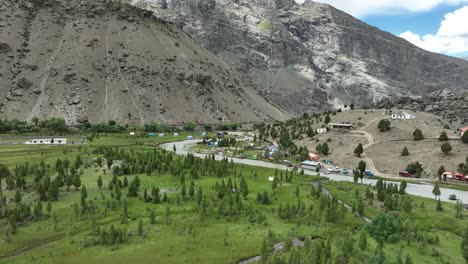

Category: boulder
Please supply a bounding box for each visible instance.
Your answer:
[17,77,33,89]
[0,42,12,54]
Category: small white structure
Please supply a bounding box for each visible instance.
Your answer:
[316,128,327,134]
[268,176,275,182]
[129,132,136,136]
[158,133,165,137]
[173,133,179,137]
[391,112,415,120]
[25,138,67,145]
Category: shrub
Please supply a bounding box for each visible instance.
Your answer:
[441,142,452,155]
[377,119,391,132]
[413,129,424,141]
[438,131,449,141]
[401,146,409,156]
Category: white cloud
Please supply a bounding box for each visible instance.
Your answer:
[295,0,468,17]
[399,6,468,54]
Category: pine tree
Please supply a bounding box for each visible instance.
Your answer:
[149,209,156,224]
[439,131,449,141]
[14,189,21,203]
[413,129,424,141]
[189,182,195,199]
[73,174,81,190]
[401,146,409,156]
[354,143,364,157]
[97,175,102,190]
[47,201,52,216]
[441,142,452,155]
[138,219,144,236]
[377,119,391,132]
[432,183,441,200]
[321,143,330,155]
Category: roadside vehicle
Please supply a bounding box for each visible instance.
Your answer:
[342,168,349,174]
[284,160,293,167]
[399,171,412,177]
[442,172,453,179]
[364,170,374,177]
[236,154,245,159]
[327,166,334,173]
[334,167,340,173]
[455,173,464,181]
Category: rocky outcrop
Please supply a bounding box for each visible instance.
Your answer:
[0,0,288,125]
[133,0,468,114]
[372,90,468,124]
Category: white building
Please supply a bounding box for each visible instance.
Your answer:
[25,138,67,145]
[316,128,327,134]
[391,112,415,120]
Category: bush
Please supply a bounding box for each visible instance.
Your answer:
[377,119,391,132]
[401,146,409,156]
[462,131,468,144]
[413,129,424,141]
[441,142,452,155]
[438,132,449,141]
[406,162,424,177]
[449,194,457,200]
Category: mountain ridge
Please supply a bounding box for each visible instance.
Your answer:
[133,0,468,114]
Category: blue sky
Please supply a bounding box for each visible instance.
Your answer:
[363,4,468,57]
[301,0,468,58]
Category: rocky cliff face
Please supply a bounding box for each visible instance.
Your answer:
[0,0,287,125]
[133,0,468,114]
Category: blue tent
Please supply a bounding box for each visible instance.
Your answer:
[148,133,155,137]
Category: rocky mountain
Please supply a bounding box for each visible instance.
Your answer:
[133,0,468,114]
[0,0,287,125]
[373,90,468,124]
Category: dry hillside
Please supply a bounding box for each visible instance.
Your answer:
[0,0,287,125]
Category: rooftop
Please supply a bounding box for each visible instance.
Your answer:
[301,160,320,166]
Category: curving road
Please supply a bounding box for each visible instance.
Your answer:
[161,139,468,203]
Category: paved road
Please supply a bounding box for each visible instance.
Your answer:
[161,140,468,203]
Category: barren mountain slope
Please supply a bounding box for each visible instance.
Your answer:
[0,0,287,125]
[133,0,468,114]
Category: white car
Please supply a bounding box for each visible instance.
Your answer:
[327,166,334,173]
[335,167,340,173]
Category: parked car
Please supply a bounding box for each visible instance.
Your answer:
[334,167,340,173]
[455,173,464,181]
[399,171,412,177]
[342,168,349,174]
[236,154,245,159]
[364,170,374,177]
[284,160,293,167]
[327,166,334,173]
[442,172,453,179]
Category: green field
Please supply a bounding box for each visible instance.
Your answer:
[0,134,467,264]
